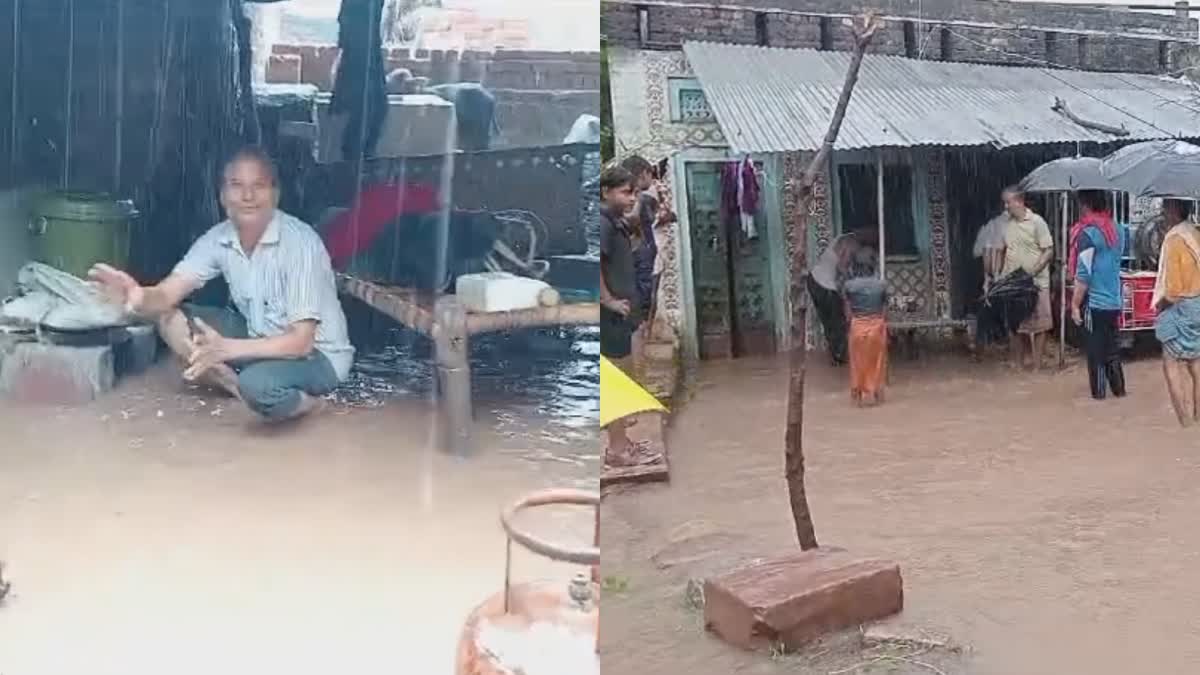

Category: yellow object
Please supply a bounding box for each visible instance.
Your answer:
[600,356,666,428]
[1157,224,1200,305]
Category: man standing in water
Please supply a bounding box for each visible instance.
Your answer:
[998,186,1054,370]
[1153,199,1200,426]
[89,146,355,422]
[1069,190,1127,400]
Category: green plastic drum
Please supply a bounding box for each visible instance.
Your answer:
[30,191,138,280]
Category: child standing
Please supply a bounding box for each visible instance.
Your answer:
[601,164,656,465]
[842,248,889,406]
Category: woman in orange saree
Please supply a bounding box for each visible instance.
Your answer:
[842,248,888,406]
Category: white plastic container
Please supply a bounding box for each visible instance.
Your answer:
[456,272,557,313]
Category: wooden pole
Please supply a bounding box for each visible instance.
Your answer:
[433,295,472,456]
[337,275,598,336]
[786,12,880,551]
[465,302,599,334]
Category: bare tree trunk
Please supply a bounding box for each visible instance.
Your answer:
[786,13,881,550]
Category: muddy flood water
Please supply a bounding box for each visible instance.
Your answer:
[0,328,598,675]
[602,353,1200,675]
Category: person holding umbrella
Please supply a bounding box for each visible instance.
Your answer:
[1069,190,1127,400]
[998,187,1055,370]
[1152,199,1200,426]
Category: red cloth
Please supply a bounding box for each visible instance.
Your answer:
[1067,210,1118,280]
[323,182,442,268]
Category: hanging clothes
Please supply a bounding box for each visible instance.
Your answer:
[719,158,761,241]
[738,157,760,239]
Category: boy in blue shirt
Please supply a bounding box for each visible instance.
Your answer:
[1070,190,1128,400]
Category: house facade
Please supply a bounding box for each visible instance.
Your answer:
[602,0,1200,361]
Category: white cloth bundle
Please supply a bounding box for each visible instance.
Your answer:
[0,262,129,330]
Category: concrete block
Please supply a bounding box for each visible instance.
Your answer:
[0,342,115,404]
[704,548,902,651]
[115,325,158,377]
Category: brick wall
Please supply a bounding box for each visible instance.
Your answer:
[604,0,1196,41]
[602,0,1198,75]
[645,5,759,45]
[269,44,600,92]
[945,26,1047,66]
[768,13,820,49]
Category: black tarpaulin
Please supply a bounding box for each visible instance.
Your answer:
[331,0,387,161]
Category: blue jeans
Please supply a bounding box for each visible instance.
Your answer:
[181,304,340,420]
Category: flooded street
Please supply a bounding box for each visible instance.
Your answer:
[602,352,1200,675]
[0,332,598,675]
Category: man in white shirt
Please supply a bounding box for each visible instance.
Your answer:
[89,146,355,422]
[974,213,1008,292]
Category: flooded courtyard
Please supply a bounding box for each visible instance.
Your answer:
[601,352,1200,675]
[0,328,598,675]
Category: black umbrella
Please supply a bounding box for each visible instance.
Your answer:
[1099,139,1200,198]
[1019,156,1112,192]
[982,268,1037,302]
[977,269,1038,344]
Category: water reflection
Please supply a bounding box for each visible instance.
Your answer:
[331,319,599,431]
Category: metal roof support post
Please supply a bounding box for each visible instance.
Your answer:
[1059,192,1069,369]
[877,150,886,280]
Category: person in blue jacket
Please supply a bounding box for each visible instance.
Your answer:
[1069,190,1128,400]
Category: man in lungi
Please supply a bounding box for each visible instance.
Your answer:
[1153,199,1200,426]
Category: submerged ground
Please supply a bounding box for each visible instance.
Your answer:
[0,331,598,675]
[601,351,1200,675]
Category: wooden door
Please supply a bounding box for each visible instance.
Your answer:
[685,162,777,359]
[686,163,734,359]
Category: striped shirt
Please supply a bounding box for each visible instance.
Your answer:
[173,210,355,380]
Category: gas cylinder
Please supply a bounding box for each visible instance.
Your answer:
[455,489,600,675]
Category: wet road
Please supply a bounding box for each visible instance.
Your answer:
[601,352,1200,675]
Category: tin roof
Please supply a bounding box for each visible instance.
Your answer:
[681,41,1200,153]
